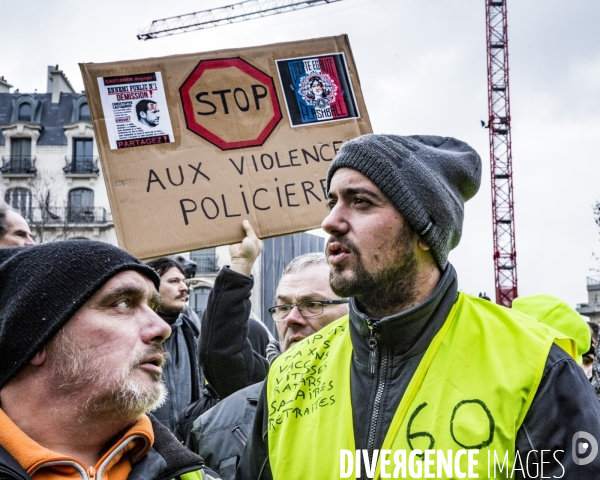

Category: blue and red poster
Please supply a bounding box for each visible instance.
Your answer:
[276,53,360,127]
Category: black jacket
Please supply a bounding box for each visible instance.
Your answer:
[186,382,262,480]
[0,415,218,480]
[199,266,272,400]
[238,264,600,479]
[177,267,272,443]
[153,306,202,434]
[176,384,220,443]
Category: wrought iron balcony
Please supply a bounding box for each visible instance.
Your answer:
[0,156,37,175]
[63,156,100,175]
[67,206,107,224]
[22,206,109,225]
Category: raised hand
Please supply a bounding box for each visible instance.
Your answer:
[229,220,263,277]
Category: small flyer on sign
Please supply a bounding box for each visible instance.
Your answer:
[97,72,175,149]
[276,52,360,127]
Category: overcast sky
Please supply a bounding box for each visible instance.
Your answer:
[3,0,600,308]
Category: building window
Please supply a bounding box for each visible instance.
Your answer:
[72,138,94,173]
[3,138,35,174]
[11,96,40,124]
[11,138,32,157]
[64,138,98,175]
[192,287,211,317]
[190,247,220,273]
[18,103,32,122]
[5,188,32,220]
[79,103,91,122]
[71,96,91,123]
[68,188,94,223]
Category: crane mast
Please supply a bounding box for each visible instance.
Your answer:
[485,0,518,307]
[137,0,342,40]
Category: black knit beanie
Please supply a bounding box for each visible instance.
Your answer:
[326,134,482,269]
[0,240,161,390]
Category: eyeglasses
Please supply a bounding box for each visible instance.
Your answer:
[268,300,348,322]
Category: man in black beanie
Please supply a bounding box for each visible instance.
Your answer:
[239,134,600,479]
[0,240,218,480]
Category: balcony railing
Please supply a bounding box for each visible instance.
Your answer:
[63,156,100,175]
[191,255,220,274]
[20,206,109,225]
[0,156,37,175]
[588,275,600,286]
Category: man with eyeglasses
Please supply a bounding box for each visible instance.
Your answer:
[270,265,349,354]
[185,220,348,479]
[269,299,348,350]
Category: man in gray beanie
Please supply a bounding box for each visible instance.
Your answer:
[0,240,218,480]
[239,134,600,479]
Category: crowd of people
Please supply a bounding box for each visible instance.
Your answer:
[1,134,600,480]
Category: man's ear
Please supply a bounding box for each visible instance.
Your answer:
[30,347,46,366]
[417,238,431,251]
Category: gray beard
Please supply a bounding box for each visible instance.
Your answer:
[329,226,419,319]
[49,329,168,422]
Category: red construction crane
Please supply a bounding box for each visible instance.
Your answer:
[485,0,518,307]
[137,0,343,40]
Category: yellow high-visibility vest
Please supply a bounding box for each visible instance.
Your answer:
[180,470,207,480]
[267,293,573,479]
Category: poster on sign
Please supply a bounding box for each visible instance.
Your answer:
[80,35,372,259]
[97,72,175,149]
[276,53,359,127]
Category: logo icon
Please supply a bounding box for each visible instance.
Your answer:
[276,53,359,127]
[572,431,598,466]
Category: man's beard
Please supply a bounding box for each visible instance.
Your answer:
[48,329,168,421]
[158,297,186,318]
[328,223,419,318]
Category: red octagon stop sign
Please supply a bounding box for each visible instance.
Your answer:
[180,57,282,151]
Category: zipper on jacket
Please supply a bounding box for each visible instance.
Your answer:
[368,321,379,375]
[366,340,389,473]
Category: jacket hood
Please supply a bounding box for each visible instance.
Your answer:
[512,294,591,363]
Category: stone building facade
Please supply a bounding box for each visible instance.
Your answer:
[0,66,115,244]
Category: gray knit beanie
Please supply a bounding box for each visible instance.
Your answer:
[0,240,161,389]
[326,134,481,269]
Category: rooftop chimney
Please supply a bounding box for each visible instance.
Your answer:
[47,65,75,103]
[0,76,13,93]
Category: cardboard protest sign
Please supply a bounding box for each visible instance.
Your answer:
[80,35,371,259]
